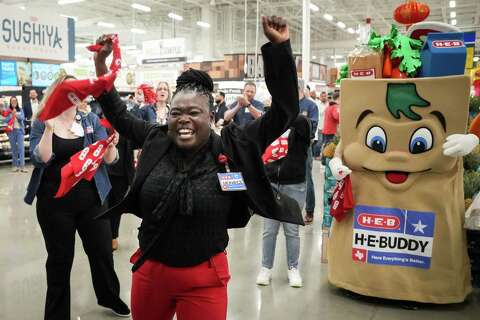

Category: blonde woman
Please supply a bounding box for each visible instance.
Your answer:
[24,75,130,319]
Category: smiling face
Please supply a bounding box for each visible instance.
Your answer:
[341,76,470,191]
[168,91,212,152]
[9,97,18,108]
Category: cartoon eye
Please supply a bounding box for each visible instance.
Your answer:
[366,126,387,153]
[409,127,433,154]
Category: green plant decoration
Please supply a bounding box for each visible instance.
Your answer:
[369,24,423,77]
[463,170,480,199]
[470,96,480,117]
[391,34,423,77]
[464,153,480,171]
[336,64,349,85]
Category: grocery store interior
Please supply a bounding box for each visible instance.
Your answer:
[0,0,480,319]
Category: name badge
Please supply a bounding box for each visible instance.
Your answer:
[86,126,94,134]
[217,172,247,191]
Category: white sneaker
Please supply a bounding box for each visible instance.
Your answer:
[288,267,303,288]
[256,267,272,286]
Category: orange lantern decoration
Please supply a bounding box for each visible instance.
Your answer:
[393,0,430,25]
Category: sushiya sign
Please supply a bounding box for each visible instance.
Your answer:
[0,4,75,62]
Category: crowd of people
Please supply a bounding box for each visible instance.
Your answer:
[4,15,348,320]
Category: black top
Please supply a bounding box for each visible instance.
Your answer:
[266,115,311,185]
[106,135,135,182]
[39,134,96,199]
[214,101,228,123]
[138,144,231,267]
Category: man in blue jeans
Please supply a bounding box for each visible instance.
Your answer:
[257,115,311,287]
[297,80,318,224]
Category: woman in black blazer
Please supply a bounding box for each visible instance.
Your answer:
[94,16,302,320]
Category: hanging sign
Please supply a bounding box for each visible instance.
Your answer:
[0,4,75,62]
[142,38,185,62]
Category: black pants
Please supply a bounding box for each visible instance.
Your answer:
[108,175,130,239]
[36,186,122,320]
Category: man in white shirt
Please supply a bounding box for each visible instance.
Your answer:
[313,91,329,160]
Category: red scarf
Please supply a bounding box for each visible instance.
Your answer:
[330,176,354,222]
[262,130,290,164]
[55,134,115,198]
[2,109,15,133]
[38,35,122,121]
[100,118,113,133]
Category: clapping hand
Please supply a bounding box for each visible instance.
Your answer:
[237,95,249,107]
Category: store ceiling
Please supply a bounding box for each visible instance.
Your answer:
[4,0,480,63]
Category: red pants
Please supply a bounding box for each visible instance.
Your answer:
[130,250,230,320]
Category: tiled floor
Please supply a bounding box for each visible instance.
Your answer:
[0,162,478,319]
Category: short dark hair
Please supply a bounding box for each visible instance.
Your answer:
[320,91,327,94]
[172,68,215,112]
[244,81,256,89]
[332,92,340,101]
[218,91,225,98]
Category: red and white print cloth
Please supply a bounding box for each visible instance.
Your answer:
[38,34,122,121]
[55,134,115,198]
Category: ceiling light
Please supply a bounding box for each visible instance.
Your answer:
[122,45,138,50]
[168,12,183,21]
[97,21,115,28]
[473,56,479,62]
[196,21,211,28]
[131,3,151,12]
[19,5,26,10]
[355,29,360,34]
[347,27,355,34]
[131,28,146,34]
[330,55,343,59]
[312,55,317,59]
[337,21,346,29]
[310,3,319,12]
[451,19,457,25]
[60,14,78,21]
[450,11,456,18]
[58,0,85,5]
[449,1,456,8]
[323,13,333,21]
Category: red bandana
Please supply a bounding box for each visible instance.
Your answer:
[100,118,113,133]
[138,84,156,105]
[55,134,115,198]
[38,35,122,121]
[330,176,354,222]
[262,130,290,164]
[2,110,15,133]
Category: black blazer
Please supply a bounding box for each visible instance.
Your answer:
[97,40,303,227]
[22,100,33,120]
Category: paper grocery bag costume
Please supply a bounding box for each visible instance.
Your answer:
[328,76,472,303]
